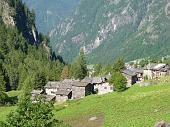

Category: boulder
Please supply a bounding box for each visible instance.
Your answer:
[154,121,166,127]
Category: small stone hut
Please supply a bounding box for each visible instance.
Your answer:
[122,69,138,87]
[72,81,94,99]
[92,77,113,95]
[52,90,72,102]
[143,63,170,79]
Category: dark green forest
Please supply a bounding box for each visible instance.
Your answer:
[0,0,64,94]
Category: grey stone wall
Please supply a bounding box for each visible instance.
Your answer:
[72,86,85,99]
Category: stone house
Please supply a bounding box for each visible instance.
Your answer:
[41,75,113,102]
[44,79,73,102]
[81,77,93,84]
[122,69,138,87]
[92,77,113,95]
[44,81,61,95]
[143,63,170,79]
[44,79,72,95]
[81,76,113,95]
[52,90,72,102]
[72,81,94,99]
[44,95,56,102]
[31,90,44,97]
[128,68,144,82]
[31,90,56,102]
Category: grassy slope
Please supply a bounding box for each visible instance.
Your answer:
[54,83,170,127]
[0,91,20,121]
[0,106,16,121]
[1,80,170,126]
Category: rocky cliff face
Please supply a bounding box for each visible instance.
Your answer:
[0,0,39,44]
[0,0,15,26]
[50,0,170,64]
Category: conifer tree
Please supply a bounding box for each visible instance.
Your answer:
[74,49,88,80]
[34,72,47,89]
[60,65,69,80]
[112,58,125,72]
[93,64,102,76]
[109,71,127,92]
[0,72,6,92]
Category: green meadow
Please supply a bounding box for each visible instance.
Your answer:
[54,83,170,127]
[1,78,170,127]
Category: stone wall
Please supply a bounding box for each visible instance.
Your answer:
[45,88,58,95]
[72,86,85,99]
[94,83,113,95]
[55,95,68,102]
[143,70,153,79]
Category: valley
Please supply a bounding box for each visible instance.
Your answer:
[1,0,170,127]
[50,0,170,64]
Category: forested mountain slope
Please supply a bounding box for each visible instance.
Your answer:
[22,0,80,33]
[0,0,39,44]
[0,0,64,92]
[51,0,170,64]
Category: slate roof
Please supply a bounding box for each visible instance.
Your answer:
[31,90,43,95]
[62,79,75,83]
[52,90,71,96]
[60,80,73,90]
[44,95,56,102]
[129,68,143,74]
[92,77,103,84]
[44,81,61,89]
[122,69,137,76]
[73,81,90,87]
[31,94,56,102]
[81,76,111,84]
[144,63,160,70]
[45,80,73,90]
[144,63,169,71]
[81,77,93,83]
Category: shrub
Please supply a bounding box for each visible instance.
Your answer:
[0,92,8,105]
[109,72,127,92]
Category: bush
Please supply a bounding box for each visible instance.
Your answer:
[109,72,127,92]
[0,92,8,105]
[3,94,69,127]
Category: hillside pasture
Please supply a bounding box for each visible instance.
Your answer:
[54,83,170,127]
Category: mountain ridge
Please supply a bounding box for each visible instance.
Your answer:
[22,0,80,33]
[50,0,170,64]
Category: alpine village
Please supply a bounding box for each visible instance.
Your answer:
[1,0,170,127]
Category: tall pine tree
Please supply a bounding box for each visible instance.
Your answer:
[0,72,6,92]
[60,65,69,80]
[74,49,88,80]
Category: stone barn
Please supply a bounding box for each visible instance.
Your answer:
[31,90,44,97]
[93,77,113,95]
[53,90,72,102]
[44,81,60,95]
[72,81,94,99]
[122,69,138,87]
[143,63,170,79]
[44,80,72,95]
[128,68,144,82]
[44,95,56,102]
